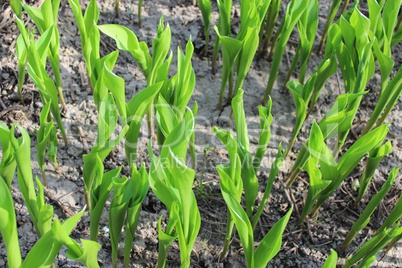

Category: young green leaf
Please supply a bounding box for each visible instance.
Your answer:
[124,164,149,268]
[340,168,399,252]
[215,27,242,109]
[298,122,332,224]
[377,192,402,234]
[22,208,86,267]
[259,0,283,56]
[156,204,179,268]
[10,124,52,237]
[343,224,402,268]
[94,63,127,124]
[36,101,58,185]
[98,24,152,77]
[125,82,163,165]
[318,0,342,53]
[197,0,212,56]
[189,102,198,170]
[10,0,22,18]
[285,76,315,155]
[15,34,28,104]
[254,207,293,267]
[356,141,392,205]
[232,90,250,152]
[172,39,196,118]
[16,19,68,146]
[232,90,258,216]
[212,0,232,73]
[110,176,131,268]
[313,124,389,215]
[0,123,17,188]
[263,0,310,103]
[89,167,121,241]
[234,27,259,96]
[252,98,273,172]
[220,176,254,266]
[287,0,318,83]
[361,65,402,135]
[322,249,338,268]
[213,126,243,259]
[0,176,22,268]
[52,219,101,268]
[252,145,285,229]
[221,169,293,267]
[23,0,66,108]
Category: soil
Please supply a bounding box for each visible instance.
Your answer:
[0,0,401,267]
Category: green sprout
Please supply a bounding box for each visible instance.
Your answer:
[197,0,212,56]
[23,0,66,108]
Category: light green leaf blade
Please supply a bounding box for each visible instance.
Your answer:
[254,207,293,268]
[322,249,338,268]
[0,177,21,268]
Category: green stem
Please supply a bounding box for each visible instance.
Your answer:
[310,202,319,218]
[84,189,91,210]
[49,50,66,109]
[212,37,220,74]
[115,0,120,18]
[267,24,281,61]
[285,43,301,84]
[57,85,66,110]
[204,27,210,57]
[286,167,301,189]
[395,11,402,33]
[252,157,279,229]
[385,233,402,254]
[284,136,296,158]
[318,0,342,54]
[227,68,234,100]
[147,104,155,141]
[340,0,351,15]
[138,0,144,28]
[17,61,26,105]
[41,169,47,187]
[260,2,281,57]
[89,217,100,241]
[219,210,234,260]
[124,206,142,268]
[61,127,68,147]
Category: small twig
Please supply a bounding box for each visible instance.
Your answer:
[70,84,77,102]
[385,194,399,206]
[78,63,88,88]
[0,96,6,110]
[345,231,370,257]
[258,216,265,238]
[380,201,389,216]
[284,241,300,255]
[198,207,225,221]
[314,239,334,247]
[0,7,15,31]
[0,104,24,118]
[343,205,362,219]
[289,189,300,217]
[350,127,359,140]
[200,217,226,226]
[306,220,314,238]
[336,70,342,95]
[339,184,354,200]
[280,179,299,216]
[43,187,75,217]
[77,126,90,154]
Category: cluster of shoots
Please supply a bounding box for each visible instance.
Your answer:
[1,0,402,267]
